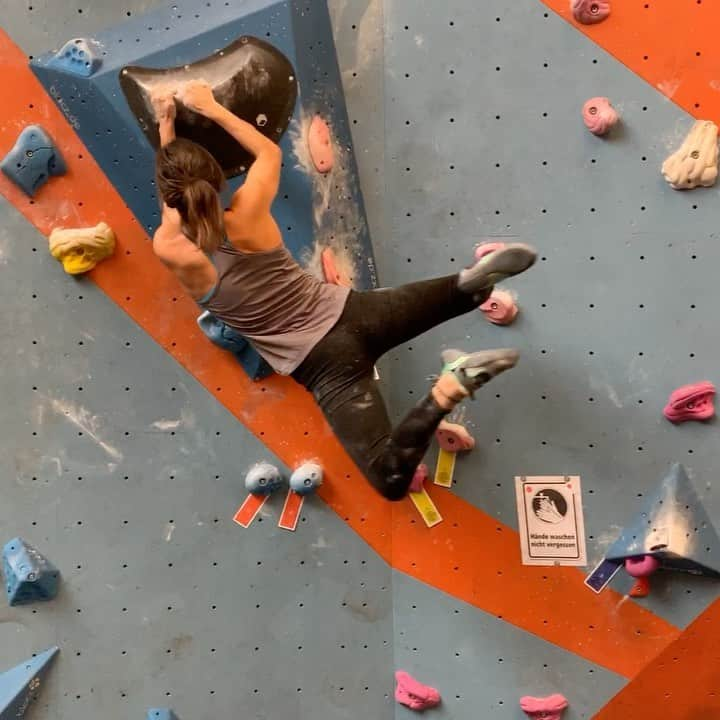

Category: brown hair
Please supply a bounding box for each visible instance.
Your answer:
[155,138,226,254]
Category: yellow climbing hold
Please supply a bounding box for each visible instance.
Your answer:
[48,221,115,274]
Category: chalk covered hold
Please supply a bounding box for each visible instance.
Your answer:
[582,97,619,136]
[436,420,475,452]
[571,0,610,24]
[48,222,116,274]
[307,116,334,173]
[662,120,719,190]
[289,462,323,495]
[244,462,284,496]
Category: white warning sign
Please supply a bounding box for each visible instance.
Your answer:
[515,476,587,566]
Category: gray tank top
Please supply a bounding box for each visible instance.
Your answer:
[200,242,350,375]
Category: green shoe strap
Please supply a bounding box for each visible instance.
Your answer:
[441,356,469,375]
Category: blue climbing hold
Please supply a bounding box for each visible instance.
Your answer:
[146,709,178,720]
[197,311,249,354]
[0,646,59,720]
[245,462,284,496]
[606,463,720,577]
[2,538,61,606]
[196,311,273,381]
[48,38,102,77]
[289,462,323,496]
[0,125,66,197]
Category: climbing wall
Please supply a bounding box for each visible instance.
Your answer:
[1,1,719,719]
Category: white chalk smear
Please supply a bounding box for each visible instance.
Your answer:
[164,522,175,542]
[44,396,123,461]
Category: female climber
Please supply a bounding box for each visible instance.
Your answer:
[150,80,537,501]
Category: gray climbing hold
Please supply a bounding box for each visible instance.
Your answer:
[0,125,66,197]
[0,646,59,720]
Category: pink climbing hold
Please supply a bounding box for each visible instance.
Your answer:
[663,381,716,423]
[395,671,441,711]
[308,115,334,174]
[409,464,429,493]
[480,289,518,326]
[321,247,352,287]
[520,694,569,720]
[436,420,475,452]
[582,97,619,136]
[571,0,610,25]
[624,555,660,579]
[474,241,507,262]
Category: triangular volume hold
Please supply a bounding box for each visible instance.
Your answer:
[606,463,720,577]
[0,647,59,720]
[2,537,61,606]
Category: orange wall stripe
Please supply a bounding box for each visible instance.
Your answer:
[593,598,720,718]
[0,29,676,678]
[540,0,720,123]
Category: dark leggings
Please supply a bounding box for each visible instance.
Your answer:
[291,274,486,500]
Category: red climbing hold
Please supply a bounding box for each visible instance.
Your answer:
[520,694,569,720]
[571,0,610,25]
[321,247,352,287]
[308,115,334,173]
[629,576,652,598]
[394,671,441,711]
[663,381,716,423]
[480,289,518,326]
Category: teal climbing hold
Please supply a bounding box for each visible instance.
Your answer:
[0,646,59,720]
[146,709,178,720]
[48,38,102,77]
[0,125,66,197]
[2,537,61,606]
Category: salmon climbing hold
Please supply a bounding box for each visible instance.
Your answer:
[662,120,719,190]
[48,222,116,274]
[520,694,569,720]
[321,247,352,287]
[289,462,323,496]
[663,381,716,423]
[582,97,619,136]
[244,462,284,496]
[307,115,334,173]
[571,0,610,25]
[0,125,66,197]
[436,420,475,452]
[394,671,441,711]
[480,289,518,326]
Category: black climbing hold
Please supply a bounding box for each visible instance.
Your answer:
[119,35,298,178]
